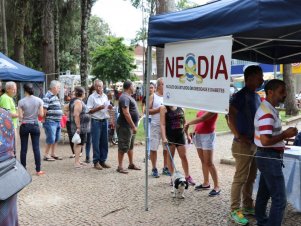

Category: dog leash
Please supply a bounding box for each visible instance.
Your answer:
[165,143,178,172]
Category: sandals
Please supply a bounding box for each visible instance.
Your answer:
[43,156,55,161]
[51,155,63,160]
[128,164,141,170]
[116,167,128,174]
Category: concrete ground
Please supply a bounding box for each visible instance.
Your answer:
[17,132,301,226]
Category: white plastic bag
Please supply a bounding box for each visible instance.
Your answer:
[72,132,81,144]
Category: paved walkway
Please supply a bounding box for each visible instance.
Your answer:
[17,132,301,226]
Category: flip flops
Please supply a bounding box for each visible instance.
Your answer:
[43,156,55,161]
[116,167,129,174]
[51,155,63,160]
[128,164,141,170]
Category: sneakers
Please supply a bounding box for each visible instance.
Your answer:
[195,184,211,191]
[151,168,160,178]
[242,207,255,216]
[208,189,221,197]
[185,175,196,186]
[229,209,249,225]
[162,167,171,176]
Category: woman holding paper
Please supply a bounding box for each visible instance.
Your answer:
[69,86,91,168]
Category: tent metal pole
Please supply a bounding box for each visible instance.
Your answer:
[144,46,152,211]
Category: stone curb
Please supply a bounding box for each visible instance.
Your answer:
[220,157,235,166]
[282,115,301,126]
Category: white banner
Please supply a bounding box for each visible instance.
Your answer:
[163,36,233,113]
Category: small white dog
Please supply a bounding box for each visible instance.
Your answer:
[171,171,189,199]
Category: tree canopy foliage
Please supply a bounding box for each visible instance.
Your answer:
[92,37,136,82]
[2,0,111,75]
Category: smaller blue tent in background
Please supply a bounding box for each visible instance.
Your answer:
[0,52,45,82]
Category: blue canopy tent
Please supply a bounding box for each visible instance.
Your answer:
[0,52,45,82]
[142,0,301,210]
[148,0,301,64]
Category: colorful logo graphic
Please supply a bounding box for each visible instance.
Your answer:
[179,53,203,84]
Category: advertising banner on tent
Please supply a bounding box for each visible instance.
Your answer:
[163,36,232,113]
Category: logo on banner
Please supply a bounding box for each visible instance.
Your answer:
[0,59,17,69]
[182,53,203,84]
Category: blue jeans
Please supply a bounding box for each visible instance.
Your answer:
[85,132,91,160]
[255,149,286,226]
[91,118,108,164]
[19,123,41,172]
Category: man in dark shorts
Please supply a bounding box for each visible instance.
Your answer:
[116,80,141,174]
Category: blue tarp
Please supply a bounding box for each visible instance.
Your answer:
[148,0,301,64]
[0,52,45,82]
[231,64,280,76]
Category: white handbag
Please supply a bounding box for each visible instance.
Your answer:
[72,132,81,144]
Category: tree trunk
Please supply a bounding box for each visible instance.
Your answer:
[54,0,60,79]
[283,64,299,116]
[1,0,8,55]
[80,0,93,91]
[155,0,175,78]
[42,0,56,87]
[13,0,29,64]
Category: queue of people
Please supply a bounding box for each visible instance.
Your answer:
[0,66,297,226]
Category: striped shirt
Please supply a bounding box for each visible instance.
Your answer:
[254,100,284,149]
[43,91,63,122]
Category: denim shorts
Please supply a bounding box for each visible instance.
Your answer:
[193,133,216,150]
[43,120,61,144]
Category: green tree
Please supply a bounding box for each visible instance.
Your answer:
[1,0,8,55]
[92,37,136,83]
[80,0,96,90]
[13,0,29,64]
[176,0,198,10]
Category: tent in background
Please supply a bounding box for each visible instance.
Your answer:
[148,0,301,64]
[0,52,45,82]
[144,0,301,211]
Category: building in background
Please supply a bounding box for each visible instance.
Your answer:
[133,45,157,80]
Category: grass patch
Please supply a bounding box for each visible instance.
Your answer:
[135,107,230,142]
[132,102,301,142]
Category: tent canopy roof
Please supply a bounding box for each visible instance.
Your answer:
[148,0,301,64]
[0,52,45,82]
